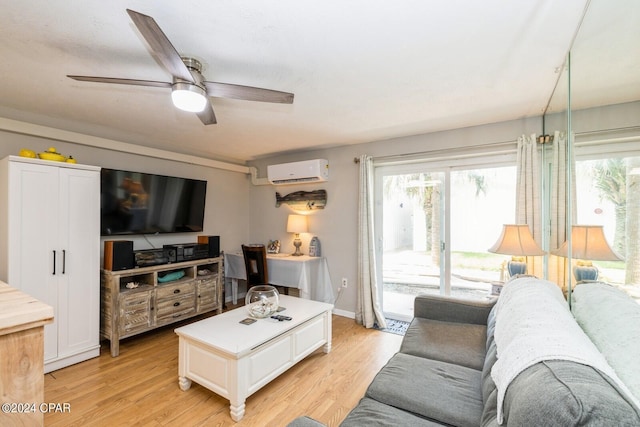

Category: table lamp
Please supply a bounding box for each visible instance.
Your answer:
[488,224,545,277]
[287,214,308,256]
[551,225,623,282]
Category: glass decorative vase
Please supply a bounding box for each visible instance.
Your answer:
[245,285,280,318]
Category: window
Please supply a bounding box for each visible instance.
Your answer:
[575,155,640,301]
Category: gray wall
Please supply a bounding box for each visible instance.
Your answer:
[545,101,640,135]
[248,116,542,316]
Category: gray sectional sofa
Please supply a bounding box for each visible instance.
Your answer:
[289,278,640,426]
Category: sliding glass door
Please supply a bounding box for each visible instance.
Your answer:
[375,162,516,320]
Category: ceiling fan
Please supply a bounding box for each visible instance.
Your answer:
[67,9,294,125]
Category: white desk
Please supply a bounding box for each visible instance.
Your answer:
[224,252,334,303]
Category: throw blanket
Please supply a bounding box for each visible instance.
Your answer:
[490,277,640,424]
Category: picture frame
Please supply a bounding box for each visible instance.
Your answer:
[267,240,281,254]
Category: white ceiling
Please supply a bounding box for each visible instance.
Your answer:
[0,1,635,164]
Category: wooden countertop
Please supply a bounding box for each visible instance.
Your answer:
[0,281,54,335]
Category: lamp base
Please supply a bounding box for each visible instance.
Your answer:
[292,238,303,256]
[573,265,598,282]
[507,260,527,277]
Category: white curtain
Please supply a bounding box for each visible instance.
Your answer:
[356,155,386,329]
[515,134,543,276]
[549,130,577,290]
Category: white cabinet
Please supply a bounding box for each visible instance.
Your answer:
[0,156,100,373]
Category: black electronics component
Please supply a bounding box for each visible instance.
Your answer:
[163,243,209,262]
[134,248,170,267]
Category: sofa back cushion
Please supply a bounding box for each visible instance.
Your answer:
[501,360,640,426]
[572,281,640,402]
[401,318,487,370]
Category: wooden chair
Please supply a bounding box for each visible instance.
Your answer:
[241,244,269,288]
[241,244,289,295]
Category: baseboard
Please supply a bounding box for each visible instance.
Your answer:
[45,346,100,374]
[332,308,355,319]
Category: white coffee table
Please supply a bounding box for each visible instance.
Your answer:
[174,295,333,421]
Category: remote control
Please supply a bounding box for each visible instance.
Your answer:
[271,315,292,321]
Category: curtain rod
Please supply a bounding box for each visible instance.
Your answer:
[354,139,517,164]
[354,124,640,164]
[575,125,640,137]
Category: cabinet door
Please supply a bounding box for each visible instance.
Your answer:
[57,167,100,357]
[196,276,218,312]
[7,161,60,361]
[119,290,153,336]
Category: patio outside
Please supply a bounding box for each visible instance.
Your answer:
[382,249,502,320]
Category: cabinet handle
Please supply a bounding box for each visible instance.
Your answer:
[62,250,66,274]
[173,289,180,294]
[52,250,56,275]
[173,302,180,307]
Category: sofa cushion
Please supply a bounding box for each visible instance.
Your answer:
[413,293,497,324]
[366,353,483,427]
[286,416,327,427]
[400,317,487,370]
[340,397,447,427]
[500,360,640,426]
[572,281,640,402]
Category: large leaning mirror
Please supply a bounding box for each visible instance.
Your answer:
[546,0,640,302]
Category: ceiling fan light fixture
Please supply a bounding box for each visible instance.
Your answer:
[171,82,207,112]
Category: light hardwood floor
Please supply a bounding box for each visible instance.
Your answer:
[44,311,402,426]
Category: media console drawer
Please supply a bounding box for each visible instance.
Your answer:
[156,281,195,299]
[156,292,196,322]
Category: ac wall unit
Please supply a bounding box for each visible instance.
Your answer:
[267,159,329,185]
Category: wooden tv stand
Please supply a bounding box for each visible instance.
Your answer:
[101,257,223,357]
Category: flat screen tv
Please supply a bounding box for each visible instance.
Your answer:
[100,168,207,236]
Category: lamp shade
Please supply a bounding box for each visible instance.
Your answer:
[488,224,545,256]
[551,225,623,261]
[287,214,308,234]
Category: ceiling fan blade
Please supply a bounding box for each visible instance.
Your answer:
[196,100,217,125]
[67,75,172,88]
[203,81,294,104]
[126,9,195,83]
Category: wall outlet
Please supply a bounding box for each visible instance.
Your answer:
[341,278,348,288]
